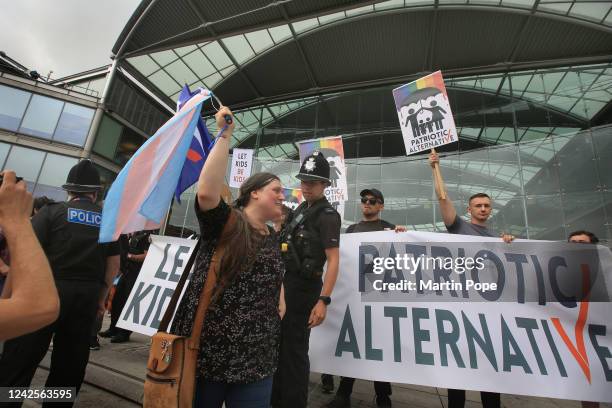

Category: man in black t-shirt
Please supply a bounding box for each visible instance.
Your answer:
[0,160,120,405]
[325,188,404,408]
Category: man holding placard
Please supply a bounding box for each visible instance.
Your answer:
[428,150,514,408]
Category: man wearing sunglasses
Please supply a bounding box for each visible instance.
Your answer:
[324,188,404,408]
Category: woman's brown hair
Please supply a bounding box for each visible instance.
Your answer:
[211,172,280,304]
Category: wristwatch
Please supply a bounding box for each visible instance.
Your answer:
[318,296,331,305]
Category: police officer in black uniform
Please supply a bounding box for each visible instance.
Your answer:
[0,160,120,407]
[99,230,150,343]
[272,150,341,408]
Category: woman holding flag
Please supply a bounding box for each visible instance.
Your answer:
[170,106,287,407]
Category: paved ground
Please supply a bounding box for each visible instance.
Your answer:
[17,316,611,407]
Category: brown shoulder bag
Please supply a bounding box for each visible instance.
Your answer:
[143,212,235,408]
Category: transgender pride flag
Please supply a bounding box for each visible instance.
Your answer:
[99,89,211,242]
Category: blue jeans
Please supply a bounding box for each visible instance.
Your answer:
[194,376,273,408]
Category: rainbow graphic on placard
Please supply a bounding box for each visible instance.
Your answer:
[282,187,303,210]
[298,135,345,161]
[283,188,303,203]
[392,71,458,155]
[392,71,449,107]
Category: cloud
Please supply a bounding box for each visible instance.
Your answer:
[0,0,140,79]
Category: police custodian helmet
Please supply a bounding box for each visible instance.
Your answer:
[296,150,330,184]
[62,159,103,193]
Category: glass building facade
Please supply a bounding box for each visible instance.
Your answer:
[164,62,612,244]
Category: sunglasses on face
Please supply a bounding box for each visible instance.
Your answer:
[361,197,381,205]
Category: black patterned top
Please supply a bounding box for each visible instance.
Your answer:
[171,199,284,383]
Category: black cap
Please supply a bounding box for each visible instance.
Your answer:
[62,159,102,193]
[296,150,330,184]
[360,188,384,203]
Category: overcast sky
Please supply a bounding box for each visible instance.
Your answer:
[1,0,141,79]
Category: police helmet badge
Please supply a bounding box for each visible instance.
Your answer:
[296,150,330,184]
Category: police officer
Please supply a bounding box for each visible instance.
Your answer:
[272,150,341,408]
[99,230,150,343]
[0,160,120,407]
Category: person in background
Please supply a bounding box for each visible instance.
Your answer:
[429,150,514,408]
[0,161,120,406]
[325,188,405,408]
[273,204,292,233]
[568,229,600,408]
[32,196,53,217]
[0,170,59,341]
[98,230,151,344]
[171,106,286,407]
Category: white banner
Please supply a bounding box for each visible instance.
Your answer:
[119,233,612,402]
[117,235,196,337]
[229,148,254,188]
[310,231,612,402]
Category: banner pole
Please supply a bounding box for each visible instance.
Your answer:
[431,148,447,200]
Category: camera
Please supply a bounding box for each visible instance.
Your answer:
[0,175,24,186]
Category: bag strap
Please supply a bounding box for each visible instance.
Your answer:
[157,209,235,333]
[188,210,237,347]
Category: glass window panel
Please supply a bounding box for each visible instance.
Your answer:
[0,143,9,168]
[182,49,217,78]
[222,35,255,65]
[591,127,612,190]
[37,153,78,187]
[149,69,181,96]
[93,115,122,159]
[555,132,598,193]
[201,42,233,69]
[471,0,502,4]
[114,127,146,166]
[220,66,235,77]
[19,94,64,139]
[0,84,31,131]
[579,99,606,118]
[563,192,606,239]
[203,73,223,88]
[292,18,319,34]
[245,29,274,54]
[501,0,534,8]
[150,50,177,67]
[32,183,67,202]
[509,75,532,95]
[165,59,198,85]
[346,5,373,16]
[374,0,404,10]
[318,11,346,24]
[128,55,159,76]
[175,44,198,56]
[538,2,571,14]
[4,145,45,181]
[541,71,565,95]
[53,103,94,146]
[268,25,292,44]
[546,95,577,112]
[569,2,611,22]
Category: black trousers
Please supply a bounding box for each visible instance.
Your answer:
[337,377,391,397]
[109,270,139,336]
[447,389,500,408]
[272,283,320,408]
[0,280,100,408]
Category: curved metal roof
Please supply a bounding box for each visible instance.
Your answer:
[113,0,612,111]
